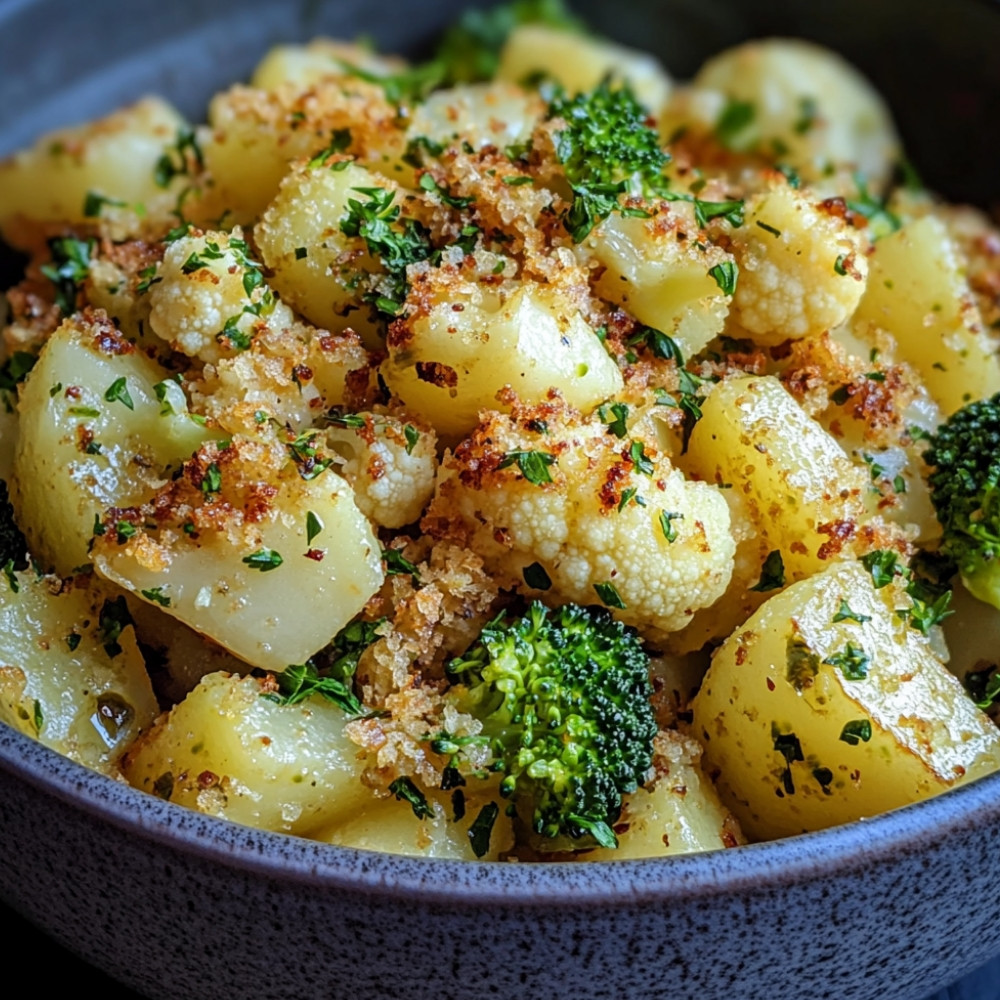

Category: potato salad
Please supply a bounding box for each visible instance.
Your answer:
[2,3,999,861]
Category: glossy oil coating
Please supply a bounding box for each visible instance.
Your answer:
[3,1,1000,997]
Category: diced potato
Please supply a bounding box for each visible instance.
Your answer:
[691,561,1000,841]
[319,785,514,861]
[681,374,868,582]
[587,209,732,358]
[0,97,187,238]
[853,215,1000,415]
[92,438,383,672]
[690,39,899,187]
[256,161,385,345]
[11,310,213,576]
[498,24,671,112]
[324,413,438,529]
[251,39,405,92]
[0,570,156,774]
[381,276,623,439]
[122,672,373,836]
[406,82,541,155]
[581,731,744,860]
[201,80,403,223]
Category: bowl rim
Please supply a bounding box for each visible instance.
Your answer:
[4,720,999,907]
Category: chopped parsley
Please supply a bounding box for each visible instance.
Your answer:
[627,440,653,475]
[141,586,171,607]
[241,548,284,572]
[41,236,95,314]
[658,510,683,542]
[786,637,820,691]
[200,462,222,495]
[823,641,870,681]
[83,191,126,217]
[339,186,433,317]
[382,547,421,582]
[793,96,819,135]
[497,449,556,485]
[750,550,786,592]
[404,424,420,455]
[714,97,755,149]
[522,561,552,590]
[306,128,352,168]
[772,727,803,795]
[708,260,738,296]
[468,801,500,858]
[389,777,434,820]
[418,172,475,208]
[103,376,134,410]
[860,549,903,589]
[154,127,204,188]
[98,595,133,658]
[306,511,324,546]
[547,80,670,242]
[593,581,626,609]
[839,719,873,745]
[598,401,629,438]
[2,559,18,593]
[832,599,871,625]
[271,661,364,715]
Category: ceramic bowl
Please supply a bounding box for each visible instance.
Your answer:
[3,2,1000,998]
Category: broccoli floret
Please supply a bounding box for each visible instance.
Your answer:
[0,480,27,570]
[925,393,1000,607]
[547,81,670,242]
[447,601,657,850]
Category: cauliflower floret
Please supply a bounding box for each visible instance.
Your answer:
[689,39,899,188]
[325,412,438,529]
[729,182,868,343]
[148,228,292,363]
[423,396,735,639]
[189,324,373,435]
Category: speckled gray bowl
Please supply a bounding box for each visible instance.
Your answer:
[3,1,1000,998]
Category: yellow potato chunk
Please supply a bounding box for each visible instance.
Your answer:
[382,274,623,439]
[587,209,732,358]
[0,570,156,774]
[319,785,514,861]
[11,310,213,576]
[691,39,899,187]
[692,561,1000,841]
[122,672,373,836]
[682,374,868,582]
[498,24,671,111]
[201,79,402,223]
[854,215,1000,415]
[0,97,186,237]
[582,731,744,860]
[92,438,383,672]
[256,161,385,344]
[251,39,405,92]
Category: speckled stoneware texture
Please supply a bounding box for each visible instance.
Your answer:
[4,1,1000,997]
[4,725,1000,1000]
